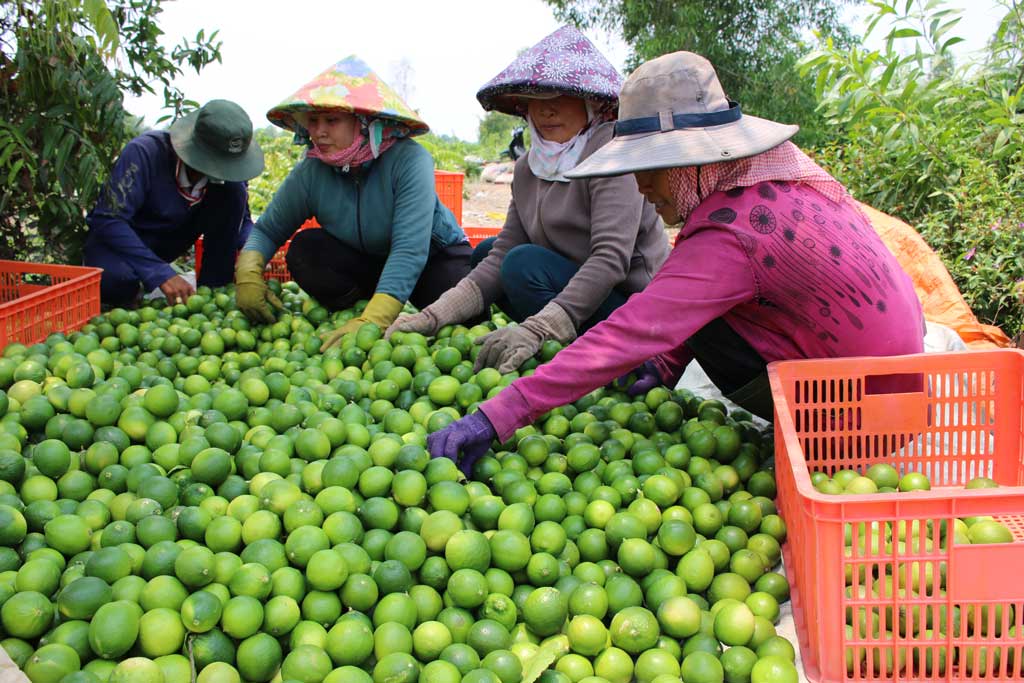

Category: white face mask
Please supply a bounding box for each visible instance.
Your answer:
[526,101,597,183]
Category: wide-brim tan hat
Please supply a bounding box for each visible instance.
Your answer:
[566,52,798,178]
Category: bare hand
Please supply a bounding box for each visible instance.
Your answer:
[159,275,194,304]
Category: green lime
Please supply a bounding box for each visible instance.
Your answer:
[88,600,142,659]
[180,590,223,633]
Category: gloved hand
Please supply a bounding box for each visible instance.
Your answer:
[427,411,497,477]
[320,292,404,351]
[474,301,576,374]
[615,360,664,396]
[387,279,484,339]
[234,251,282,324]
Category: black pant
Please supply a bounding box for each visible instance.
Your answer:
[686,317,773,419]
[285,229,472,311]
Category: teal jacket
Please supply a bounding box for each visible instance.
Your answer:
[244,139,466,301]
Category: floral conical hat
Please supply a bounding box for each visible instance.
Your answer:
[477,26,623,116]
[267,55,428,135]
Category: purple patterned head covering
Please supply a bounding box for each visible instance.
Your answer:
[476,26,623,118]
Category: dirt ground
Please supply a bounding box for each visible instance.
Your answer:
[462,178,680,243]
[462,180,511,228]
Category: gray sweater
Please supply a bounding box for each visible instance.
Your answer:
[468,121,670,327]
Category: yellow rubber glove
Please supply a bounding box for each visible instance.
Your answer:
[320,292,404,351]
[234,250,283,324]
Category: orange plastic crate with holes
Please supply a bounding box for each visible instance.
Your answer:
[463,226,502,247]
[434,170,464,225]
[769,349,1024,683]
[194,219,318,283]
[0,261,102,347]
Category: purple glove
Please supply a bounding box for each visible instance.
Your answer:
[427,412,497,477]
[615,360,664,397]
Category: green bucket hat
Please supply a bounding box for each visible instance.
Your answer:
[169,100,265,182]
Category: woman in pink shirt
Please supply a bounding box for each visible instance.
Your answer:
[429,51,925,475]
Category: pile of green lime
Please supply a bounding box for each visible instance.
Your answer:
[0,282,801,683]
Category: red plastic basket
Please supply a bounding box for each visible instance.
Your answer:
[463,226,502,247]
[194,219,318,283]
[0,261,102,347]
[769,349,1024,683]
[434,170,464,225]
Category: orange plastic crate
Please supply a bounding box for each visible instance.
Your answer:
[194,239,292,283]
[434,170,464,225]
[0,261,101,347]
[194,219,318,283]
[463,226,501,247]
[769,349,1024,683]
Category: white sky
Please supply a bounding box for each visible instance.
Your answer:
[123,0,1005,142]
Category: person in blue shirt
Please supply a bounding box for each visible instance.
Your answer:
[85,99,264,307]
[233,56,469,349]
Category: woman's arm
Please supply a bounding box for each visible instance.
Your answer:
[243,162,311,260]
[479,226,757,440]
[551,172,648,326]
[374,146,437,302]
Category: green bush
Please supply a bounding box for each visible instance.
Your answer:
[247,128,304,217]
[0,1,221,264]
[417,134,481,179]
[802,0,1024,336]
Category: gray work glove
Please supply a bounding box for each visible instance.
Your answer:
[386,279,485,338]
[473,301,576,374]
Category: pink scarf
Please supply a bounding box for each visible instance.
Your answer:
[306,128,398,169]
[668,142,852,222]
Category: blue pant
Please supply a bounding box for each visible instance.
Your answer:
[471,238,628,332]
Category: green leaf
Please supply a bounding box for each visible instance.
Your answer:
[879,61,899,92]
[522,636,570,683]
[54,132,78,183]
[7,160,25,186]
[83,0,120,56]
[888,28,922,39]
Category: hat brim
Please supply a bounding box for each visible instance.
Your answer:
[267,104,429,137]
[169,111,265,182]
[477,84,617,117]
[485,92,561,118]
[565,115,799,178]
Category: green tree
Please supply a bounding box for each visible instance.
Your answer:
[802,0,1024,334]
[476,110,525,161]
[544,0,853,145]
[0,0,222,263]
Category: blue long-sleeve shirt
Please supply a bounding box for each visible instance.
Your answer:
[85,131,254,290]
[244,138,465,302]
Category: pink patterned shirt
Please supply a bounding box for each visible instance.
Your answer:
[479,181,925,441]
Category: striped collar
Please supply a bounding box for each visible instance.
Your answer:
[175,158,208,206]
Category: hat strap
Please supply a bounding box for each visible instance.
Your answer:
[614,102,742,136]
